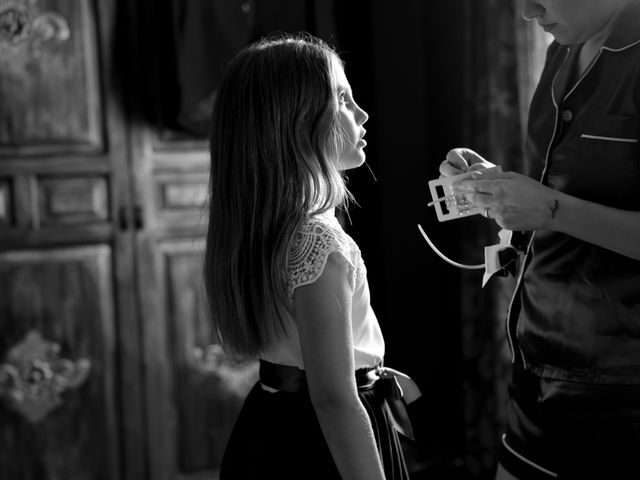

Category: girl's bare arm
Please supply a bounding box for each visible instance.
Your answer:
[295,252,385,480]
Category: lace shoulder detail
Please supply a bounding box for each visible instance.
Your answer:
[287,215,360,300]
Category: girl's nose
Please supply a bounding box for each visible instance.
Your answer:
[356,104,369,126]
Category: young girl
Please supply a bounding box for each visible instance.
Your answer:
[204,33,419,480]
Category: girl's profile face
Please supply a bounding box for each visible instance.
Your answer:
[521,0,620,45]
[332,59,369,171]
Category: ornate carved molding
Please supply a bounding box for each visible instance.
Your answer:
[0,0,69,52]
[192,344,258,397]
[0,330,91,423]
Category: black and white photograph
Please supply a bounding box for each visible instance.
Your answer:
[1,1,640,479]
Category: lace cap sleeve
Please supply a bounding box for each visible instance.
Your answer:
[287,218,357,300]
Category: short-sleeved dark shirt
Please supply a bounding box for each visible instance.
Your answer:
[509,4,640,385]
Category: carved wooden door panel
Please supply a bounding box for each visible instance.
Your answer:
[128,97,257,480]
[125,1,259,478]
[0,1,145,479]
[1,0,258,479]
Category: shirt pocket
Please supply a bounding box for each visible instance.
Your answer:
[580,114,639,143]
[574,114,640,208]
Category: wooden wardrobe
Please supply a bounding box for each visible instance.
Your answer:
[0,0,262,478]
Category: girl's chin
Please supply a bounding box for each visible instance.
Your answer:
[338,160,365,171]
[337,152,366,171]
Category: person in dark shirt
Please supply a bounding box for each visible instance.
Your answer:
[441,0,640,478]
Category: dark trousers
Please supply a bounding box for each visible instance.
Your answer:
[500,364,640,479]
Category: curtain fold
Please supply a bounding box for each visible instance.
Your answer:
[172,0,256,133]
[171,0,339,135]
[458,2,539,477]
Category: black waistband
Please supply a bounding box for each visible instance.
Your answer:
[259,360,379,394]
[258,360,414,440]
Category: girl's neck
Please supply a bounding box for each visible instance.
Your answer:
[316,207,336,218]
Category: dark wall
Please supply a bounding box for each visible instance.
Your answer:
[336,1,471,474]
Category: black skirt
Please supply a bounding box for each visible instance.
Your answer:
[220,382,410,479]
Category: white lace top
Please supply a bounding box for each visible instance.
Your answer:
[260,210,385,370]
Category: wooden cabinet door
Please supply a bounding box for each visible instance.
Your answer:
[129,129,257,480]
[120,0,257,480]
[0,247,120,480]
[0,1,256,479]
[0,1,145,479]
[125,1,259,477]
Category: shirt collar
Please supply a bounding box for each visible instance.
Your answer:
[603,2,640,51]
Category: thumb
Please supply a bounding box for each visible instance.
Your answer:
[446,148,471,170]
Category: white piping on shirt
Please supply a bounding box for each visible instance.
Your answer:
[506,48,569,366]
[603,38,640,53]
[501,434,559,478]
[581,134,639,143]
[563,49,603,101]
[260,383,279,393]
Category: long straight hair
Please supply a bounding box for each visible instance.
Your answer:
[204,34,351,358]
